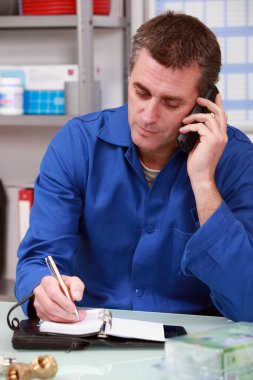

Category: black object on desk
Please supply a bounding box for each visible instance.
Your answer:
[7,294,187,351]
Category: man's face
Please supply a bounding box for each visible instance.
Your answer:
[128,49,201,161]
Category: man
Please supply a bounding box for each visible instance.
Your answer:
[15,11,253,323]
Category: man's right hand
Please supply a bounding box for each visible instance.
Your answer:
[33,275,86,322]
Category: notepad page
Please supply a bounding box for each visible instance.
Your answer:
[39,308,103,335]
[105,317,165,342]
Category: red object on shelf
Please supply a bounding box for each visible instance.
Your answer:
[18,188,34,242]
[21,0,76,15]
[20,0,111,16]
[93,0,111,15]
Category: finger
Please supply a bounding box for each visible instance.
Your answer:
[185,113,218,132]
[179,119,214,135]
[180,122,227,151]
[195,93,227,127]
[195,92,220,110]
[62,275,85,302]
[78,309,87,321]
[179,121,214,135]
[182,113,215,129]
[181,111,227,141]
[214,99,228,132]
[215,92,223,107]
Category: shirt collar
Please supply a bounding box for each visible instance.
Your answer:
[97,104,131,147]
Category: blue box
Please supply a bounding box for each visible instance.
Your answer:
[24,90,65,114]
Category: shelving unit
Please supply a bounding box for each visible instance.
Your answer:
[0,15,77,28]
[0,115,71,128]
[0,14,127,29]
[0,0,131,123]
[0,0,131,295]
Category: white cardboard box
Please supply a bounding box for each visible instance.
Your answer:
[0,65,78,90]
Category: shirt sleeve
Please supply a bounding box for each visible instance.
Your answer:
[182,142,253,322]
[15,121,88,315]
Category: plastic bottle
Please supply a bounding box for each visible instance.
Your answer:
[0,77,24,115]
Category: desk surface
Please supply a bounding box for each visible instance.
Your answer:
[0,302,230,380]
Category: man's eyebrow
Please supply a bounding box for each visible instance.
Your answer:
[134,82,150,93]
[133,81,184,103]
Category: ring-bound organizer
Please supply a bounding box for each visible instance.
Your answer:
[7,293,187,351]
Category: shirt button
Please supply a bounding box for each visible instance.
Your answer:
[135,288,144,297]
[145,225,154,234]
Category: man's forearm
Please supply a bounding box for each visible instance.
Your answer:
[191,180,223,225]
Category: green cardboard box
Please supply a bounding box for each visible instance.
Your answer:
[164,322,253,380]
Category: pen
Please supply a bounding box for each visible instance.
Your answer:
[45,255,79,321]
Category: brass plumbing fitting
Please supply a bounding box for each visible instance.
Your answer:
[5,355,58,380]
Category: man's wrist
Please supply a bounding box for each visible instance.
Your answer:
[191,180,223,225]
[190,177,216,194]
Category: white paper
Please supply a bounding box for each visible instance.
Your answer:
[39,309,102,335]
[106,317,165,342]
[39,308,165,342]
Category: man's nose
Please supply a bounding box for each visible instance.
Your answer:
[142,99,159,124]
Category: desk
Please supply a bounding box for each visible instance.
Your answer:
[0,302,230,380]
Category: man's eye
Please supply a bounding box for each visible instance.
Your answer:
[136,90,149,98]
[134,86,150,98]
[164,102,180,110]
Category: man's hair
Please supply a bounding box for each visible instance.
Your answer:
[129,11,221,95]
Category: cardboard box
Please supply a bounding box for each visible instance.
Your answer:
[164,322,253,380]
